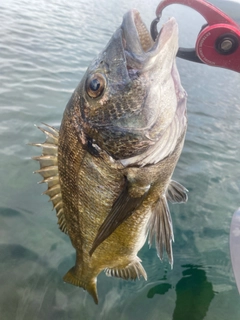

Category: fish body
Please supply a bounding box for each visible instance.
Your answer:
[33,10,187,304]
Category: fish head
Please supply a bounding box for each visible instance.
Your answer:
[66,10,186,161]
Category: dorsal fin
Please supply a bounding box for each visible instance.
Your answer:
[30,124,68,234]
[105,258,147,281]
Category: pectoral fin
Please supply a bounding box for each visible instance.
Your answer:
[148,196,174,267]
[89,178,149,256]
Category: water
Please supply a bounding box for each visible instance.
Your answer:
[0,0,240,319]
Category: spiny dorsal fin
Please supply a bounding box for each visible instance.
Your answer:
[166,180,188,203]
[148,196,174,267]
[31,124,68,234]
[105,259,147,281]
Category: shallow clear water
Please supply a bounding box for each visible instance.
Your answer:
[0,0,240,319]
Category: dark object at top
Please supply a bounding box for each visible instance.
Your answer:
[151,0,240,73]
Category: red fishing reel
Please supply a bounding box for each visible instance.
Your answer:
[151,0,240,73]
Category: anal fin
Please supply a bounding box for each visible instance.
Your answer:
[105,259,147,281]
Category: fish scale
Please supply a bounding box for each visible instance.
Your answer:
[32,10,188,304]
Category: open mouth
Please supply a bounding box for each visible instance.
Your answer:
[130,10,155,53]
[121,10,178,70]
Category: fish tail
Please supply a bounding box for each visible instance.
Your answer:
[63,267,98,304]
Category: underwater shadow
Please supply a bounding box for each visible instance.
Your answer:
[147,270,172,298]
[0,207,22,217]
[173,264,214,320]
[147,264,215,320]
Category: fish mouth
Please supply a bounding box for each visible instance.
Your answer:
[117,10,187,167]
[121,9,178,71]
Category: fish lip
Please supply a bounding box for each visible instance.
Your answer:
[121,9,178,70]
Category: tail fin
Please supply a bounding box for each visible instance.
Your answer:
[63,267,98,304]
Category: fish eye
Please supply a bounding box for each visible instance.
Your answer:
[86,73,106,98]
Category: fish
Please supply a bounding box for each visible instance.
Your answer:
[32,9,188,304]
